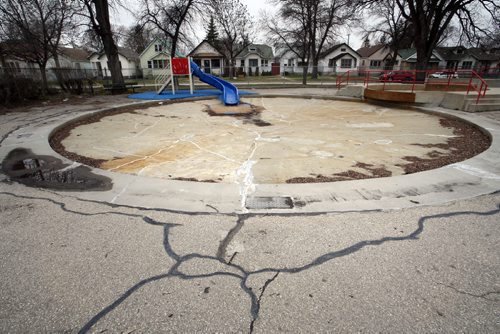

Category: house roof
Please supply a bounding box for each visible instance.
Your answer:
[59,47,90,61]
[356,45,385,58]
[397,48,416,59]
[118,47,140,61]
[435,47,468,61]
[188,40,224,58]
[236,44,274,59]
[90,47,140,61]
[320,43,361,59]
[329,52,357,61]
[398,48,443,62]
[467,48,500,61]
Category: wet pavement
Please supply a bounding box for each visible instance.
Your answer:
[0,90,499,333]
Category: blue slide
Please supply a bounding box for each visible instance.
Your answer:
[190,61,239,105]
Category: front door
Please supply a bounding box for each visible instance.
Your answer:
[203,60,211,74]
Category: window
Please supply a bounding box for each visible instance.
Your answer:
[249,47,256,52]
[154,44,163,52]
[212,59,221,68]
[147,61,152,68]
[462,61,473,69]
[261,59,268,67]
[249,58,258,67]
[340,58,352,68]
[240,59,245,67]
[362,60,365,65]
[152,59,168,69]
[287,58,294,66]
[370,60,382,68]
[341,48,346,51]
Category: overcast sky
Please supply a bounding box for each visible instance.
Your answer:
[112,0,361,49]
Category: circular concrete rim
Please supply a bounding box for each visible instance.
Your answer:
[3,94,500,214]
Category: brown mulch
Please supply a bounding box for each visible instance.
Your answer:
[287,118,490,183]
[397,118,490,174]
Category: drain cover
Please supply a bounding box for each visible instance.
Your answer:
[245,196,294,209]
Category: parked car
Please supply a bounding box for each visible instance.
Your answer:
[379,71,415,82]
[429,70,458,78]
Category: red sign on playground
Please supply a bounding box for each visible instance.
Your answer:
[171,58,190,75]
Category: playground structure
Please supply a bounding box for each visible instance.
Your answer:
[156,57,240,106]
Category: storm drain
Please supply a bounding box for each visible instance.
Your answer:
[245,196,294,209]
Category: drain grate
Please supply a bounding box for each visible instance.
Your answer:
[245,196,294,209]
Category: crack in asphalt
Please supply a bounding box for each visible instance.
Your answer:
[436,282,500,302]
[250,271,280,334]
[0,191,499,333]
[216,214,247,261]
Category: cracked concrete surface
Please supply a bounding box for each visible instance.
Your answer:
[0,185,498,333]
[0,93,499,333]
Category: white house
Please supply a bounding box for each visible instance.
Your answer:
[89,47,140,78]
[275,48,306,73]
[188,40,225,75]
[235,44,274,75]
[318,43,361,73]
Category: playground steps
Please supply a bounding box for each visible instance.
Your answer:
[463,94,500,112]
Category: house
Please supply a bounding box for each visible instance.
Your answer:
[0,40,40,74]
[434,46,475,70]
[467,48,500,72]
[318,43,361,73]
[89,47,140,79]
[139,38,180,78]
[188,40,225,75]
[398,48,445,69]
[47,47,92,70]
[436,46,500,72]
[274,47,309,74]
[235,44,274,75]
[357,44,403,70]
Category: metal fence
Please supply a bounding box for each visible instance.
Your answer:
[1,65,498,89]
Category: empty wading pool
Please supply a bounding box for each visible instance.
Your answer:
[51,97,490,185]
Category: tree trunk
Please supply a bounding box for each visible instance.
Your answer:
[93,0,125,91]
[302,65,308,85]
[414,40,432,82]
[311,59,319,79]
[39,65,48,96]
[53,54,68,92]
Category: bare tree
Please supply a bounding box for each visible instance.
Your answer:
[0,0,76,94]
[391,0,500,74]
[138,0,198,57]
[206,0,254,76]
[124,24,151,54]
[81,0,125,89]
[363,0,413,69]
[269,0,360,80]
[264,11,311,84]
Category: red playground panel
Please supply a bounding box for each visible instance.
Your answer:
[172,58,190,75]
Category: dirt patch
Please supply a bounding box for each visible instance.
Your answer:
[204,102,271,127]
[398,118,490,174]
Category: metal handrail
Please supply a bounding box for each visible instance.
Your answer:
[336,69,489,104]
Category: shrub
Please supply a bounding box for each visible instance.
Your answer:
[0,75,42,105]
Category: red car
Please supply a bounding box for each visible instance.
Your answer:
[379,71,415,82]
